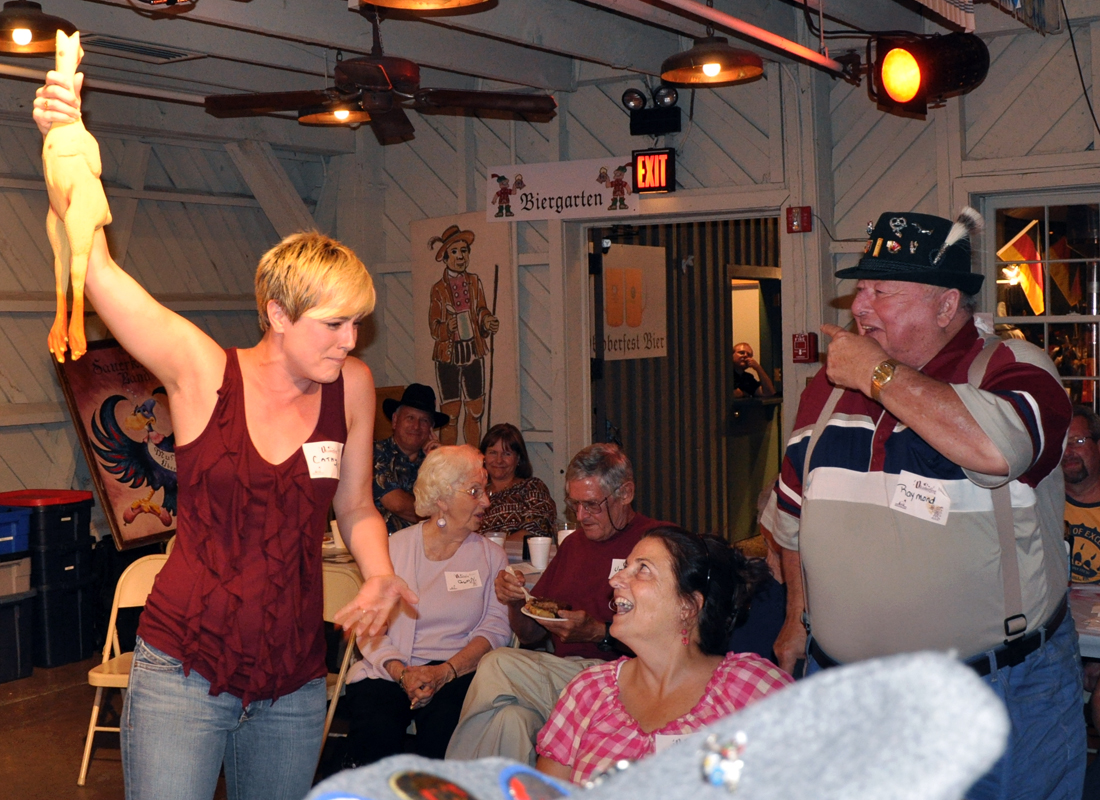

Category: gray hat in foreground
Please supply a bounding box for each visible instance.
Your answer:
[309,651,1009,800]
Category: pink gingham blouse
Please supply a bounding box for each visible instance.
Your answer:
[537,653,791,784]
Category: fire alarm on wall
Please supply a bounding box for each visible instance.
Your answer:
[786,206,812,234]
[792,332,819,363]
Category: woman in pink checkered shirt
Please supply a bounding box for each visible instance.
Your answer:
[535,526,792,785]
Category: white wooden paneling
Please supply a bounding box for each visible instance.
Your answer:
[382,273,416,386]
[518,263,553,433]
[964,33,1087,160]
[527,441,558,517]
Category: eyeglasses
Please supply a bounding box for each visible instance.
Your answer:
[565,493,614,516]
[459,485,487,500]
[1068,436,1097,447]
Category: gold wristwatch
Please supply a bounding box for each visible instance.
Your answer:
[870,358,900,402]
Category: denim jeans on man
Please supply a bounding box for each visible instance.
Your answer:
[806,609,1085,800]
[122,637,327,800]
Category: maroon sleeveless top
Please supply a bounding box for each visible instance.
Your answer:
[138,349,346,705]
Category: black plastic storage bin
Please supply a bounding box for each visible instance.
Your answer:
[0,589,36,683]
[0,490,94,549]
[33,578,97,668]
[31,541,94,587]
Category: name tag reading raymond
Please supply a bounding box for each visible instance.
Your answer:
[302,441,344,480]
[609,559,626,579]
[446,571,483,591]
[890,470,950,525]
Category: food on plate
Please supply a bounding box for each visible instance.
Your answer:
[523,597,568,619]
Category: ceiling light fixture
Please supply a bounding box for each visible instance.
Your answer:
[0,0,75,55]
[660,35,763,87]
[659,0,762,87]
[298,102,371,127]
[360,0,488,9]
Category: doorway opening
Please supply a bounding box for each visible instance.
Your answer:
[589,218,781,541]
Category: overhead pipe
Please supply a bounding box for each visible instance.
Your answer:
[648,0,846,76]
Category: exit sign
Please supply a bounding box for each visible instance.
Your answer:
[632,148,676,194]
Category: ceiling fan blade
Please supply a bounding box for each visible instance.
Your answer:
[370,107,416,143]
[414,89,557,116]
[204,89,340,117]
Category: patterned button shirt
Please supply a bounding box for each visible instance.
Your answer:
[373,436,424,534]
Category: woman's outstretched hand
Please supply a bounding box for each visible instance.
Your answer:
[334,574,418,640]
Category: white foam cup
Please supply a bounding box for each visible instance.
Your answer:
[528,536,551,570]
[486,532,507,549]
[557,528,574,546]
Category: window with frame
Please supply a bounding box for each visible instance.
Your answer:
[987,193,1100,407]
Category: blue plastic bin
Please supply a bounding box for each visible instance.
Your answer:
[0,507,30,556]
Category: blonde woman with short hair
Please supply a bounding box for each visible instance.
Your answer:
[35,80,417,800]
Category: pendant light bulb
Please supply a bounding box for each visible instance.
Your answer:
[11,26,30,45]
[702,62,721,78]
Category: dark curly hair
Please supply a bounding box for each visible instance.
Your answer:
[642,526,771,656]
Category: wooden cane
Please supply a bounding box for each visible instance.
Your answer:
[486,263,500,429]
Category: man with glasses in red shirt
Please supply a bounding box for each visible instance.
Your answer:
[446,443,665,765]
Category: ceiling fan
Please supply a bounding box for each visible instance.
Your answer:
[203,7,557,142]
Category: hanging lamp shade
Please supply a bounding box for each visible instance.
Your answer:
[360,0,488,9]
[660,36,763,87]
[0,0,75,54]
[298,102,372,127]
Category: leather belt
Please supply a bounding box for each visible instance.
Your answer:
[807,595,1068,678]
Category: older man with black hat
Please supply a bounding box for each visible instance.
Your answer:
[768,208,1084,798]
[373,383,449,534]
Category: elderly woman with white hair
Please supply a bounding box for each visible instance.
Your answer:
[339,445,512,767]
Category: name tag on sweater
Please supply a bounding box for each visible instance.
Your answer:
[302,441,343,480]
[890,471,950,525]
[446,570,483,591]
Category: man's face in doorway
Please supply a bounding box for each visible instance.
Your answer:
[733,344,754,369]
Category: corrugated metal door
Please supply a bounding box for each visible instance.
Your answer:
[591,218,780,540]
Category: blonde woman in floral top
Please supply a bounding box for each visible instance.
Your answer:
[480,423,557,538]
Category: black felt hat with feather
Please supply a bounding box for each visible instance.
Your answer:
[837,208,984,296]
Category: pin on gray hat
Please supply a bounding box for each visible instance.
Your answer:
[308,651,1009,800]
[837,208,985,296]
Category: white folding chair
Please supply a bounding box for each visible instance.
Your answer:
[319,563,363,762]
[78,554,169,786]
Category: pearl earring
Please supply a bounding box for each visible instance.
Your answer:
[436,517,447,528]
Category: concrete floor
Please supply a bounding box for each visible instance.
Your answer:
[0,657,228,800]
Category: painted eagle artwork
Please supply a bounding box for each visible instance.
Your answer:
[90,388,177,527]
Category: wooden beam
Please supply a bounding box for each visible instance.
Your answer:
[0,175,262,207]
[0,403,67,427]
[225,140,316,237]
[0,292,257,313]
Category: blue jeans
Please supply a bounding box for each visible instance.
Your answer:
[122,637,326,800]
[806,610,1085,800]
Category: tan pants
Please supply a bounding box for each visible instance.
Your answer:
[444,649,602,765]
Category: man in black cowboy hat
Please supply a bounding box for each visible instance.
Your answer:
[373,383,449,534]
[767,208,1084,798]
[427,224,499,446]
